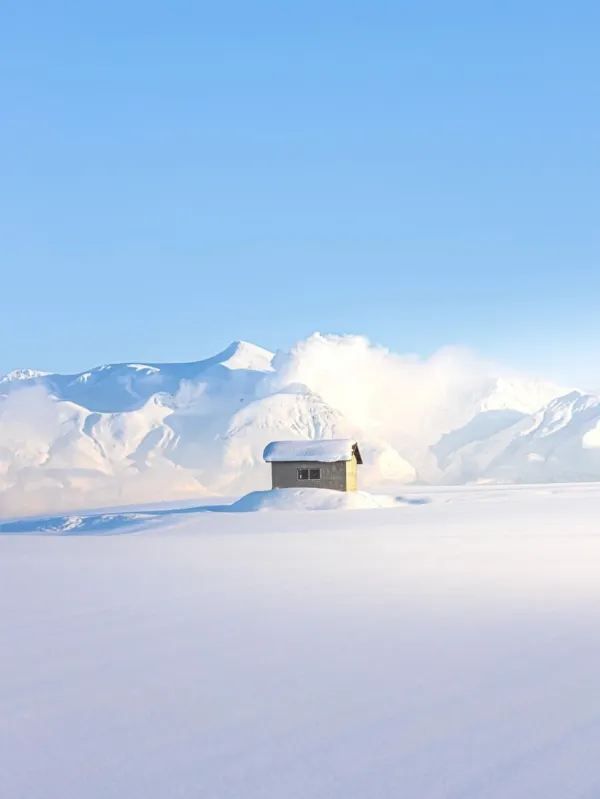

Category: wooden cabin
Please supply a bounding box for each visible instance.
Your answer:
[263,439,363,492]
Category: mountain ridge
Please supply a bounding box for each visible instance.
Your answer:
[1,334,596,517]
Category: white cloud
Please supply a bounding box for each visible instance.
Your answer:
[267,333,500,458]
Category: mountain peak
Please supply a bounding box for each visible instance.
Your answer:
[0,368,50,384]
[218,341,274,372]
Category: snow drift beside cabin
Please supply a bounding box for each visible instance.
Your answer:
[230,487,399,511]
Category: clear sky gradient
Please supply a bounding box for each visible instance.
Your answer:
[2,2,599,385]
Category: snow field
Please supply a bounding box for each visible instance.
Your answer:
[2,484,600,798]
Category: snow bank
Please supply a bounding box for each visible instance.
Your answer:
[0,490,419,535]
[229,487,402,511]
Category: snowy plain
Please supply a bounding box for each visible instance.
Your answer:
[2,483,600,798]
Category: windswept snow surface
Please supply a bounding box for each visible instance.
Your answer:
[3,484,600,798]
[0,333,586,516]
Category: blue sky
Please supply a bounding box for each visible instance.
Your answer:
[2,2,599,385]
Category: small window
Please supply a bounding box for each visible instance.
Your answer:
[297,468,309,480]
[309,468,321,480]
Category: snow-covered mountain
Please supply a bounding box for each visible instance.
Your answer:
[1,333,594,516]
[0,340,274,412]
[435,391,600,484]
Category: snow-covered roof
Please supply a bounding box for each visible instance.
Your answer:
[263,439,362,464]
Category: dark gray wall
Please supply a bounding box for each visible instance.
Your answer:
[271,461,347,491]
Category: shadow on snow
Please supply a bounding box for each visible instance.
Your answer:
[0,495,429,536]
[0,503,231,536]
